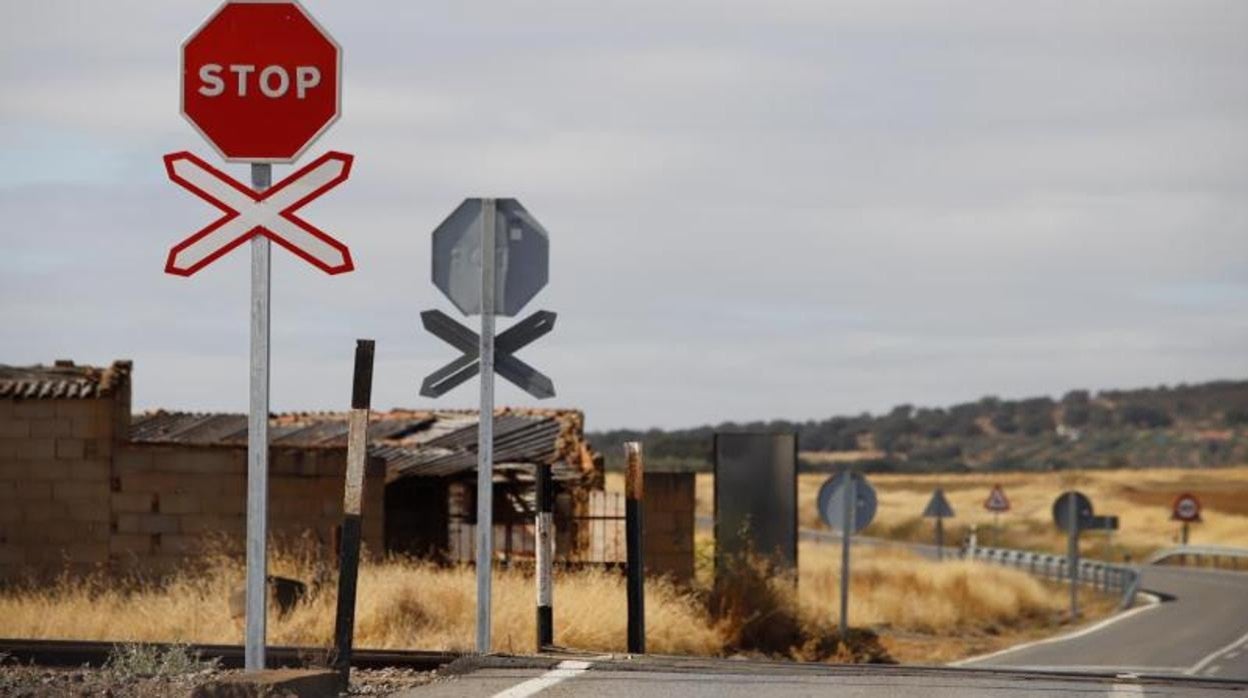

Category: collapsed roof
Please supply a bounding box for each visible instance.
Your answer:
[129,408,597,483]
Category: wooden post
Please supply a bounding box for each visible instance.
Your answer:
[935,516,944,561]
[332,339,374,689]
[535,462,554,650]
[624,442,645,654]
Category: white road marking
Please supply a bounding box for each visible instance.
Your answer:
[491,660,591,698]
[1205,665,1222,675]
[983,665,1186,674]
[948,592,1162,667]
[1185,628,1248,676]
[1108,682,1145,697]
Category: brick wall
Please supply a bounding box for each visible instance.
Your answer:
[643,471,696,584]
[110,445,385,572]
[0,395,119,573]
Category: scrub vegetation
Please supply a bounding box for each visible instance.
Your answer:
[0,537,1111,665]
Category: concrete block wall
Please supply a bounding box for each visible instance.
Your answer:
[643,471,696,584]
[109,445,385,571]
[0,397,118,573]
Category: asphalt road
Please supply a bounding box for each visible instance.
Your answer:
[961,565,1248,680]
[397,654,1244,697]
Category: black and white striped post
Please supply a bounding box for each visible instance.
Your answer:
[624,442,645,654]
[332,339,374,688]
[535,461,554,650]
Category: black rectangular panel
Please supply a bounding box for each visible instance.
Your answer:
[713,432,797,573]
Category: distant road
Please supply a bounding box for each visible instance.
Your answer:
[961,565,1248,680]
[702,516,1248,680]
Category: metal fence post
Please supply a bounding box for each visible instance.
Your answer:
[625,442,645,654]
[332,339,374,689]
[535,462,554,650]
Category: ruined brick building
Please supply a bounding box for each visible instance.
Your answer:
[0,360,607,578]
[1,360,696,583]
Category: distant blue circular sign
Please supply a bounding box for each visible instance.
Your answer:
[818,472,877,534]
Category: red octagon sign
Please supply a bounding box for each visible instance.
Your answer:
[182,0,340,163]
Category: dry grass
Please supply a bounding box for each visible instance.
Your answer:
[686,466,1248,560]
[0,548,720,656]
[0,536,1104,666]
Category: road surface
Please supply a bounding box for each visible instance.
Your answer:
[962,565,1248,680]
[397,654,1244,697]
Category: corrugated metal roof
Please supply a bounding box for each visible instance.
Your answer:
[0,360,132,400]
[128,408,588,481]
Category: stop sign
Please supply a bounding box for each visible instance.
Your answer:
[182,1,340,162]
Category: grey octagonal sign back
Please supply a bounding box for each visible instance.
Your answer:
[432,198,550,317]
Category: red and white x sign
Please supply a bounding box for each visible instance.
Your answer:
[163,150,355,276]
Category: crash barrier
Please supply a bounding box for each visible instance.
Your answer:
[1144,544,1248,567]
[961,545,1139,610]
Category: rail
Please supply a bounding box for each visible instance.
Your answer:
[960,545,1140,610]
[1144,544,1248,567]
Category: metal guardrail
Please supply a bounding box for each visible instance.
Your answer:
[959,546,1140,610]
[1144,544,1248,567]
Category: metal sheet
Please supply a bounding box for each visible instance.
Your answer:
[713,432,797,570]
[432,198,549,317]
[922,488,956,519]
[1052,491,1094,533]
[817,471,878,533]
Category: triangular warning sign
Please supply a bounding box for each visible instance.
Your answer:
[922,488,955,518]
[984,485,1011,513]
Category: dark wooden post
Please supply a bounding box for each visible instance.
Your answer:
[332,339,374,689]
[625,442,645,654]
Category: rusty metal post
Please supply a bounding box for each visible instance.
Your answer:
[332,339,374,689]
[625,442,645,654]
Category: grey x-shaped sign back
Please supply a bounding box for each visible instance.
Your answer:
[420,309,556,399]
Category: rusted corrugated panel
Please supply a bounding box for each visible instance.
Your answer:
[127,407,594,483]
[0,361,131,401]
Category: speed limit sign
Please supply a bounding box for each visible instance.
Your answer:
[1172,493,1202,523]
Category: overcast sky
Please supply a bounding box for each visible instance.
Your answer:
[1,1,1246,431]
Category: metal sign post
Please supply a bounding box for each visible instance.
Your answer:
[420,197,555,655]
[246,163,271,671]
[474,199,497,653]
[839,474,855,638]
[818,471,876,638]
[1067,493,1079,618]
[922,488,955,561]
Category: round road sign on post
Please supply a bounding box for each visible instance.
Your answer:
[818,472,877,533]
[1172,493,1202,523]
[182,0,341,162]
[432,198,550,317]
[1052,491,1094,533]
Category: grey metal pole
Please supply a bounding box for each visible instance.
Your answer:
[1067,494,1079,619]
[535,461,554,650]
[245,162,272,672]
[838,474,855,638]
[475,198,497,653]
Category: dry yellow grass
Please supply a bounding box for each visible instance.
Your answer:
[0,550,720,656]
[686,466,1248,559]
[0,539,1101,665]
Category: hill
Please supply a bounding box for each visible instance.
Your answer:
[589,380,1248,473]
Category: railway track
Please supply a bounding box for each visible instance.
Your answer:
[0,638,459,672]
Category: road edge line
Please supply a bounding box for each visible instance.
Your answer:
[490,659,591,698]
[947,591,1162,668]
[1185,628,1248,676]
